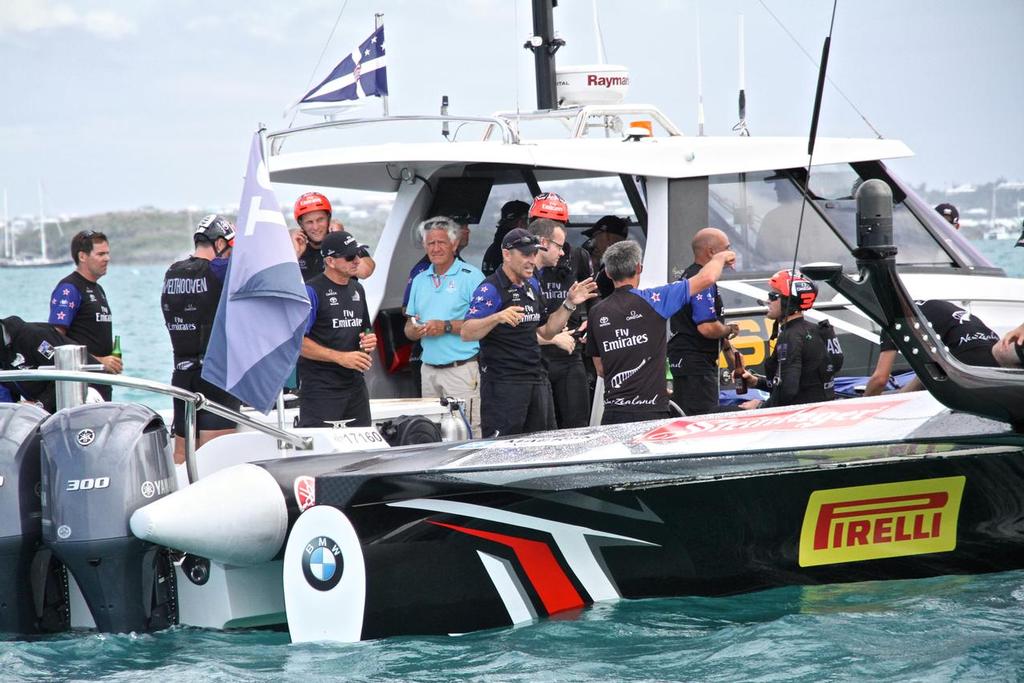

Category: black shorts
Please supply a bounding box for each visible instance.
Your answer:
[952,345,1000,368]
[297,381,371,428]
[480,379,555,438]
[171,367,242,436]
[671,371,720,416]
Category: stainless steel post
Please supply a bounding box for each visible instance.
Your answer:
[184,397,198,484]
[54,345,88,410]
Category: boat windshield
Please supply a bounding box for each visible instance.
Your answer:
[708,164,969,275]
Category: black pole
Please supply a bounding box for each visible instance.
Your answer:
[531,0,558,110]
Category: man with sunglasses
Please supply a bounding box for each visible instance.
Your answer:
[530,217,593,428]
[462,228,598,437]
[48,229,119,401]
[297,230,377,428]
[161,214,241,463]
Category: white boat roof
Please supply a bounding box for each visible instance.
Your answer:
[268,132,913,192]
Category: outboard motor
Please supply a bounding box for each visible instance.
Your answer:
[40,403,178,633]
[0,403,70,636]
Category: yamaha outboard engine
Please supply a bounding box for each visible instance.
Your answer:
[40,403,178,633]
[0,403,70,636]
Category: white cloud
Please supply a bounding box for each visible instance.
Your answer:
[0,0,136,39]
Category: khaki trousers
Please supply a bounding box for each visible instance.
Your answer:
[421,360,481,438]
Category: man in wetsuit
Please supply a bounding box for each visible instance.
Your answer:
[298,230,378,427]
[462,228,598,437]
[586,241,736,425]
[48,230,120,400]
[667,228,740,415]
[481,200,530,277]
[0,316,99,413]
[161,214,241,464]
[292,191,374,281]
[531,217,593,428]
[865,300,1001,395]
[738,269,844,409]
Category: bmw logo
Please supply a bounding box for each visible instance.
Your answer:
[302,536,343,591]
[76,429,96,447]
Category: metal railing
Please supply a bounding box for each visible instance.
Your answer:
[0,367,313,485]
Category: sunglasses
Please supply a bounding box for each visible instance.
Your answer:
[326,252,359,262]
[767,292,781,301]
[505,236,541,250]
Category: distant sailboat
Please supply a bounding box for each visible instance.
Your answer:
[0,183,74,268]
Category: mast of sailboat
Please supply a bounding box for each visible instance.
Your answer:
[2,188,9,259]
[733,14,750,136]
[696,6,705,136]
[526,0,564,111]
[37,181,48,260]
[375,12,388,117]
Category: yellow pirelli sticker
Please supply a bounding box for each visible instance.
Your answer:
[799,476,965,567]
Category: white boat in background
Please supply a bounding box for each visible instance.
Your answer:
[0,185,73,269]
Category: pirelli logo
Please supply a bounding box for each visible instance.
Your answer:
[799,477,965,567]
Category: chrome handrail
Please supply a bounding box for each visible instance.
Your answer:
[266,114,519,153]
[0,369,313,485]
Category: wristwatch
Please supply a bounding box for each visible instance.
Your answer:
[444,320,453,334]
[562,300,577,312]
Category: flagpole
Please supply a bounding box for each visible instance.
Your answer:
[376,12,388,117]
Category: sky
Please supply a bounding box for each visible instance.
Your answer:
[1,0,1022,217]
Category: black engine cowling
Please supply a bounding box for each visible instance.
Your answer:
[0,403,70,636]
[40,403,178,633]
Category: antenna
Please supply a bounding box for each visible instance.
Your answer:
[441,95,450,140]
[733,14,750,136]
[592,0,607,64]
[696,6,705,137]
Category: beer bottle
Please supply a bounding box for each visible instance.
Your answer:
[733,350,747,395]
[111,335,122,360]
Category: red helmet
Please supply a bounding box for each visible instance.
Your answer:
[529,192,569,223]
[294,192,332,221]
[768,269,818,310]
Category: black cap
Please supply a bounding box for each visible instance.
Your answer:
[934,203,959,224]
[501,228,542,255]
[582,215,629,239]
[498,200,530,226]
[321,230,363,258]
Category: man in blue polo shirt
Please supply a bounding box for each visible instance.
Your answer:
[405,217,485,435]
[462,228,598,438]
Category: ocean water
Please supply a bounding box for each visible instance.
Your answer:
[1,243,1023,680]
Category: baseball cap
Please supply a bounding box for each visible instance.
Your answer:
[582,215,629,239]
[321,230,363,259]
[934,203,959,224]
[501,228,542,255]
[499,200,530,226]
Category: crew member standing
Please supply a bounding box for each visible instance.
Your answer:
[738,269,844,409]
[292,191,375,280]
[586,241,735,425]
[405,217,485,434]
[298,230,378,427]
[668,228,740,415]
[161,215,241,464]
[48,230,120,400]
[481,200,530,276]
[582,215,629,298]
[531,217,593,428]
[462,228,597,437]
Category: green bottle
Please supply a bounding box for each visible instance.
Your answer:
[111,335,122,359]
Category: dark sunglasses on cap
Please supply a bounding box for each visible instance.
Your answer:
[505,235,541,250]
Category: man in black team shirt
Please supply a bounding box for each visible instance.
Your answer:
[586,240,735,425]
[161,214,241,464]
[737,269,844,408]
[864,299,1000,395]
[462,228,598,437]
[298,230,378,428]
[48,230,121,400]
[530,217,593,428]
[668,228,740,415]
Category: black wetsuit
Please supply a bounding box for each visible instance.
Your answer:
[537,244,593,428]
[756,317,844,408]
[0,316,96,413]
[880,300,1000,367]
[298,274,372,427]
[161,256,239,434]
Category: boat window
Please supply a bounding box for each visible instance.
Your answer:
[537,175,642,249]
[457,180,536,270]
[708,171,855,274]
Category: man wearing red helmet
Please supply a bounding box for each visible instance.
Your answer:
[737,269,844,409]
[292,192,374,281]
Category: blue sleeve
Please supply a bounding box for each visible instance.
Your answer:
[210,258,229,282]
[689,284,717,324]
[466,281,502,320]
[631,280,690,319]
[49,282,82,328]
[402,261,429,308]
[304,285,318,335]
[0,384,14,403]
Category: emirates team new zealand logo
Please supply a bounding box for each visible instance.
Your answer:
[302,536,344,591]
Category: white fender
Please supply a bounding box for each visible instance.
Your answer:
[283,505,366,643]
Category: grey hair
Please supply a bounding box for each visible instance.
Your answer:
[418,216,460,244]
[527,218,561,240]
[603,240,643,281]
